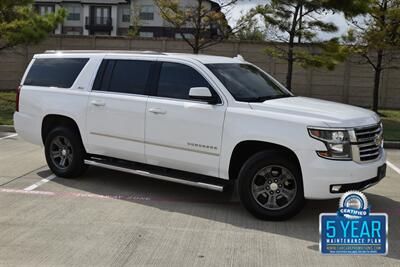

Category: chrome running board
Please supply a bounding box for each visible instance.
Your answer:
[84,159,227,192]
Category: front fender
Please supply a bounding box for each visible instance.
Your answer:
[219,108,326,179]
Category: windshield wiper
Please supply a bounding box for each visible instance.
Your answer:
[241,95,293,103]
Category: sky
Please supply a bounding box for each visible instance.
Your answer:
[225,0,350,40]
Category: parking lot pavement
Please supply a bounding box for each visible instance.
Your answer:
[0,135,399,266]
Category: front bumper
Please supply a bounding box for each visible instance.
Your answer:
[296,149,387,199]
[329,163,386,193]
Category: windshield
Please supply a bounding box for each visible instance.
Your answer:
[206,63,293,102]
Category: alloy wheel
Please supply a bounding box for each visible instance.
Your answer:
[50,136,73,169]
[251,165,297,210]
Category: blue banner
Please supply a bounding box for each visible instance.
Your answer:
[320,213,387,255]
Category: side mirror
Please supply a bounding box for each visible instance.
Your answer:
[188,87,218,104]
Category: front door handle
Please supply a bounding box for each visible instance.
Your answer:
[90,100,106,107]
[149,108,167,115]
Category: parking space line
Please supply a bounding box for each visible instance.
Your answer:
[0,165,47,187]
[387,161,400,175]
[0,133,18,140]
[23,174,57,191]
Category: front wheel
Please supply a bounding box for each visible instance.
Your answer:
[238,151,305,220]
[44,127,87,178]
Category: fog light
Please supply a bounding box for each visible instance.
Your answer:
[331,185,342,192]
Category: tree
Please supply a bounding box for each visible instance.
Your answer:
[128,3,141,37]
[249,0,366,91]
[343,0,400,112]
[0,0,65,51]
[155,0,238,54]
[234,12,266,41]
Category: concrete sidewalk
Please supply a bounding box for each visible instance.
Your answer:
[0,135,399,266]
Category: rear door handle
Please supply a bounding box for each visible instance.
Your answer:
[90,100,106,107]
[149,108,167,115]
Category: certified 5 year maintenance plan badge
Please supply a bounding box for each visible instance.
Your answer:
[319,191,388,255]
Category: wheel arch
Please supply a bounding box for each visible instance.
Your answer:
[41,114,86,152]
[228,140,302,182]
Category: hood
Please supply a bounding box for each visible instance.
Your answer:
[249,96,380,127]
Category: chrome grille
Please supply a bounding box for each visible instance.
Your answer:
[354,124,382,162]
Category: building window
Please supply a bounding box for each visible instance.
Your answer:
[175,33,194,40]
[38,5,54,15]
[122,7,131,22]
[140,5,154,20]
[139,32,154,38]
[67,6,81,21]
[66,31,81,36]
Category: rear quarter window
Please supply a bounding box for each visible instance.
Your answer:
[24,58,89,88]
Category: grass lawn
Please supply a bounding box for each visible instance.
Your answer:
[380,110,400,141]
[0,91,15,125]
[0,91,399,140]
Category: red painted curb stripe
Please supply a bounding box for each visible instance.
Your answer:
[0,188,239,205]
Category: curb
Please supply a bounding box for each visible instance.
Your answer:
[0,125,15,133]
[0,124,398,148]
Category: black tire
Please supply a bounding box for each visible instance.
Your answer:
[44,126,87,178]
[238,150,305,220]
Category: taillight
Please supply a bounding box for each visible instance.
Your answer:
[16,85,21,112]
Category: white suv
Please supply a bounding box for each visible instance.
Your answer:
[14,51,387,220]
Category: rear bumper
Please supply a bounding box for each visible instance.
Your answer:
[14,112,42,146]
[296,149,387,199]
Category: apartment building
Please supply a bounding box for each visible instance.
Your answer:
[35,0,130,36]
[34,0,220,37]
[132,0,220,39]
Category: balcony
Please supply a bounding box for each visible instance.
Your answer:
[85,17,112,32]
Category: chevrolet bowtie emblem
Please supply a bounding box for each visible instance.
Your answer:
[375,134,382,146]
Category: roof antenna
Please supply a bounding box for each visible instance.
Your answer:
[234,54,245,62]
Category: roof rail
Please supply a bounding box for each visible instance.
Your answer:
[44,50,166,55]
[234,54,245,62]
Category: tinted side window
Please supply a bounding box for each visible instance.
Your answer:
[157,62,210,100]
[107,60,152,95]
[24,58,88,88]
[92,60,108,91]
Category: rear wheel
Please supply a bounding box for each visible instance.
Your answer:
[45,127,87,178]
[238,151,305,220]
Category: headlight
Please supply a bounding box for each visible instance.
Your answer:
[308,128,352,160]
